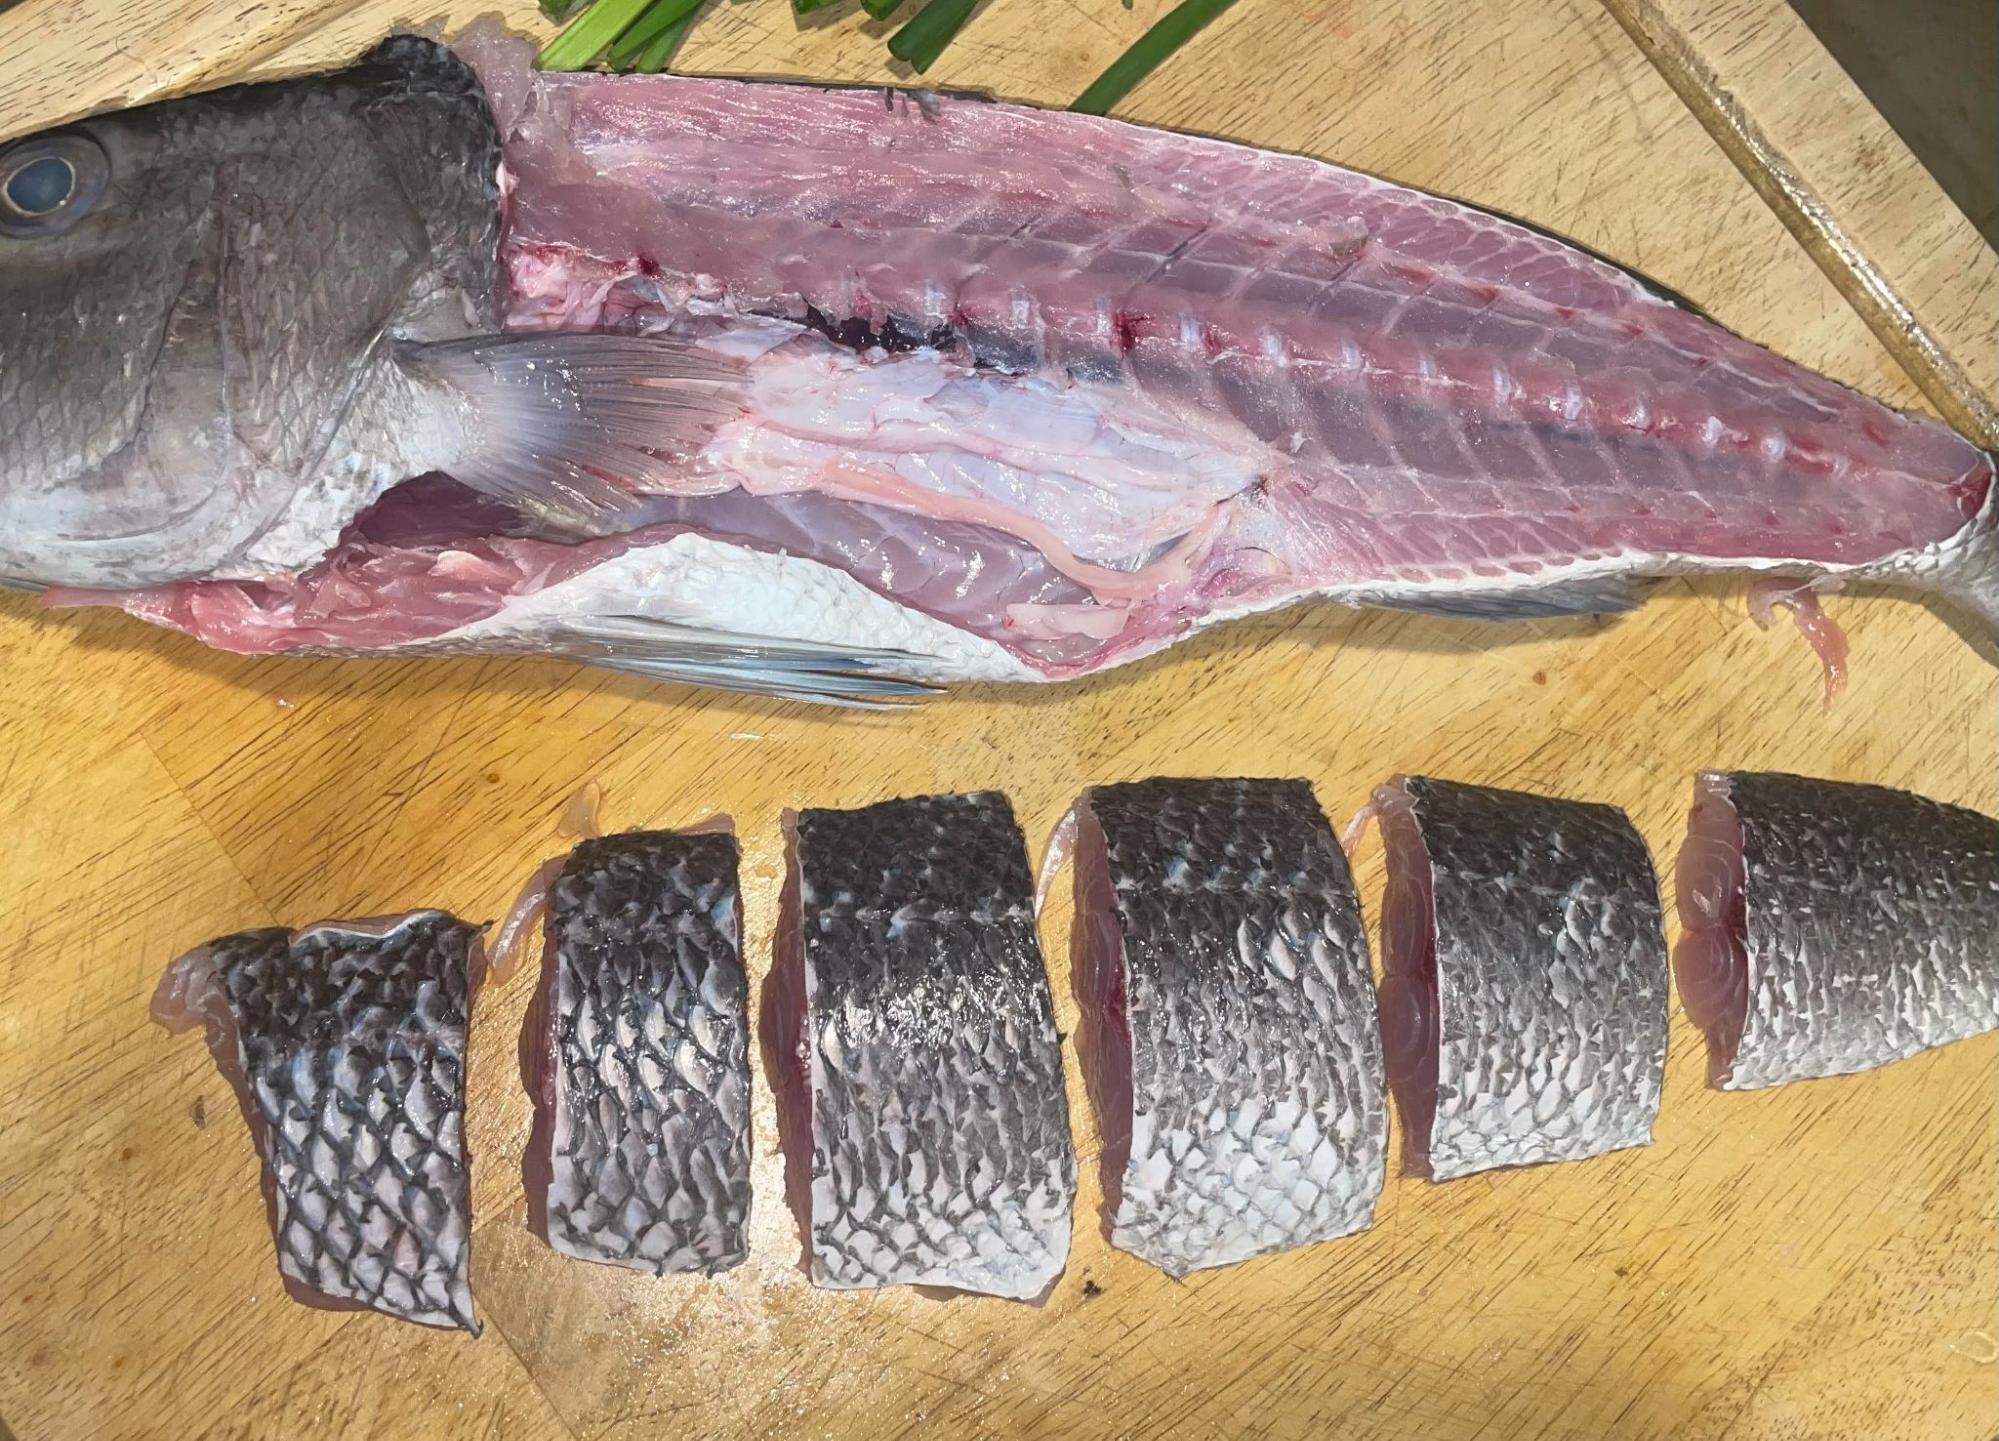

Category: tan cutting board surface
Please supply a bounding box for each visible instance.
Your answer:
[0,3,1994,1438]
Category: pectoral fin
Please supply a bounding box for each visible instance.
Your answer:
[400,333,748,531]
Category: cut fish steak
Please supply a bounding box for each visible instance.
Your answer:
[1675,771,1999,1089]
[770,792,1075,1298]
[151,911,489,1332]
[1070,777,1386,1276]
[18,30,1999,703]
[522,828,753,1274]
[1372,778,1667,1180]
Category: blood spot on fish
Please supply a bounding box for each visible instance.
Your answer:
[1465,283,1498,306]
[191,1096,208,1128]
[1082,1278,1103,1298]
[635,254,662,278]
[1555,305,1578,321]
[1111,310,1150,355]
[1201,324,1228,358]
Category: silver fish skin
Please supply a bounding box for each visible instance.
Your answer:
[1072,778,1386,1277]
[524,829,753,1275]
[772,793,1075,1299]
[1374,777,1667,1182]
[1675,771,1999,1090]
[150,911,487,1333]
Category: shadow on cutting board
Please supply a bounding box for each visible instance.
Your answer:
[1791,0,1999,248]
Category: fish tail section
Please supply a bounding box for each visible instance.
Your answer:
[1918,453,1999,640]
[399,333,748,531]
[1953,456,1999,637]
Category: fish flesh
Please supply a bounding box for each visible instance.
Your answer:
[769,793,1075,1297]
[1675,771,1999,1089]
[1370,778,1667,1180]
[1069,777,1386,1276]
[3,30,1997,703]
[521,828,752,1274]
[151,911,488,1332]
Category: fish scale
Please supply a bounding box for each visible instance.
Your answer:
[1075,777,1386,1276]
[1678,772,1999,1089]
[533,829,752,1274]
[162,912,486,1333]
[784,792,1075,1299]
[1379,778,1667,1181]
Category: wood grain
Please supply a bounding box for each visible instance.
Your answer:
[0,3,1994,1439]
[1606,0,1999,444]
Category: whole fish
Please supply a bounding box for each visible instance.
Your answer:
[151,911,489,1333]
[4,30,1996,704]
[1069,777,1386,1276]
[1675,771,1999,1089]
[1370,777,1667,1181]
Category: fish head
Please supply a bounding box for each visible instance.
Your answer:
[0,37,501,588]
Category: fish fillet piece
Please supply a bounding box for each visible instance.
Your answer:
[151,911,488,1332]
[1675,772,1999,1089]
[521,828,752,1274]
[1071,778,1386,1276]
[1373,778,1667,1180]
[770,792,1075,1298]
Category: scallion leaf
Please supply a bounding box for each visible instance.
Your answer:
[608,0,703,66]
[862,0,908,18]
[540,0,586,20]
[887,0,980,73]
[541,0,656,69]
[634,7,701,70]
[792,0,846,12]
[1070,0,1238,115]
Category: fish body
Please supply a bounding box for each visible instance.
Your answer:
[523,829,753,1274]
[1373,777,1666,1180]
[1675,771,1999,1089]
[150,911,487,1332]
[771,792,1075,1298]
[1072,777,1386,1276]
[5,30,1997,699]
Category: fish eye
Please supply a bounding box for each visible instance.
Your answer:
[0,133,109,239]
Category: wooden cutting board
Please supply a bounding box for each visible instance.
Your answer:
[1,3,1993,1438]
